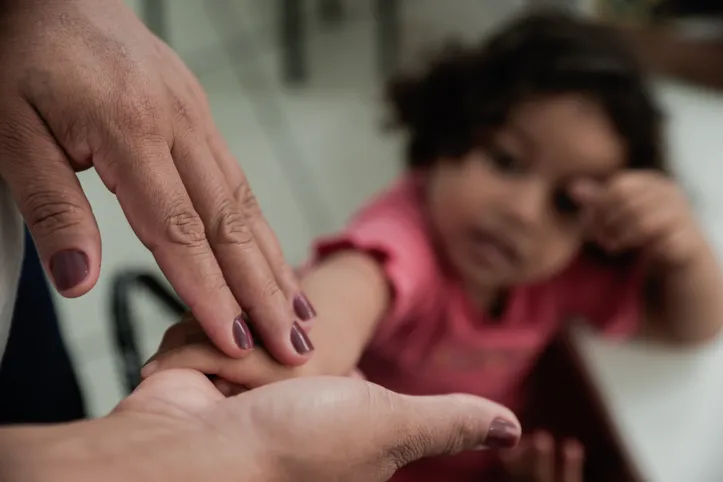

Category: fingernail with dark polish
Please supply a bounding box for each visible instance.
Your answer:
[293,294,317,321]
[290,322,314,354]
[483,418,520,449]
[50,249,89,291]
[233,314,255,350]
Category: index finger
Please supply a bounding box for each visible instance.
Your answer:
[105,138,249,358]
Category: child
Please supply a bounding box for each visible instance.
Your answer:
[143,9,723,481]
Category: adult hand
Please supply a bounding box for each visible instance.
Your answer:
[0,371,521,482]
[0,0,314,364]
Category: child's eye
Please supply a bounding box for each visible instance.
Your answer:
[553,188,580,216]
[487,146,523,174]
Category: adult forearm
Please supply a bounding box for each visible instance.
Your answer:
[0,422,106,482]
[0,415,255,482]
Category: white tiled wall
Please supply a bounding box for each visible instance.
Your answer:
[54,0,723,417]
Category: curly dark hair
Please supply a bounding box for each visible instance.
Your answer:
[387,9,667,173]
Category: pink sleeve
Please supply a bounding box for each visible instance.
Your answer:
[312,178,438,347]
[561,253,647,336]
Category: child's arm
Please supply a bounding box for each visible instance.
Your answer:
[572,172,723,345]
[143,250,393,386]
[644,241,723,343]
[291,250,392,376]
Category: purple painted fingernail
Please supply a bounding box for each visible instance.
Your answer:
[49,249,89,291]
[483,418,520,449]
[290,322,314,354]
[293,294,316,321]
[232,314,254,350]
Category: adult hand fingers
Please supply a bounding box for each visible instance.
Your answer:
[208,131,304,308]
[169,126,312,365]
[383,392,520,468]
[0,101,100,297]
[209,129,317,333]
[104,130,248,358]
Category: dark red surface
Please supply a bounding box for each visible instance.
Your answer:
[483,327,644,481]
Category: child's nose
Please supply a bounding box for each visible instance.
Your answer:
[505,184,547,228]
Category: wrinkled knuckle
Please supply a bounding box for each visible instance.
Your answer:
[386,432,428,471]
[169,93,196,130]
[24,190,86,237]
[261,278,282,300]
[0,114,36,157]
[55,115,91,152]
[211,202,254,247]
[232,182,261,220]
[163,204,208,249]
[199,270,229,295]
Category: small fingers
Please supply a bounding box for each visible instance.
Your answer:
[500,436,532,479]
[561,439,584,482]
[582,184,665,252]
[531,431,555,482]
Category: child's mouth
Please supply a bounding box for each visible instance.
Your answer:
[466,228,520,269]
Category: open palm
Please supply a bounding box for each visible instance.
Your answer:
[114,369,520,482]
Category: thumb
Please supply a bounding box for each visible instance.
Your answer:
[0,102,100,297]
[385,392,521,467]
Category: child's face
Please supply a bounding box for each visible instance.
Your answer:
[427,94,625,287]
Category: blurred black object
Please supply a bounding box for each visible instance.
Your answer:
[653,0,723,19]
[515,326,642,482]
[110,271,186,394]
[0,230,86,424]
[480,325,642,481]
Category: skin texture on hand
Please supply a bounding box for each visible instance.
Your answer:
[0,370,521,482]
[0,0,314,365]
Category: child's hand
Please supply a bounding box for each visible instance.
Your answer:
[500,431,584,482]
[142,313,361,394]
[571,171,704,267]
[141,313,315,392]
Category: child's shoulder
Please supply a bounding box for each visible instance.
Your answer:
[313,172,437,269]
[333,173,435,256]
